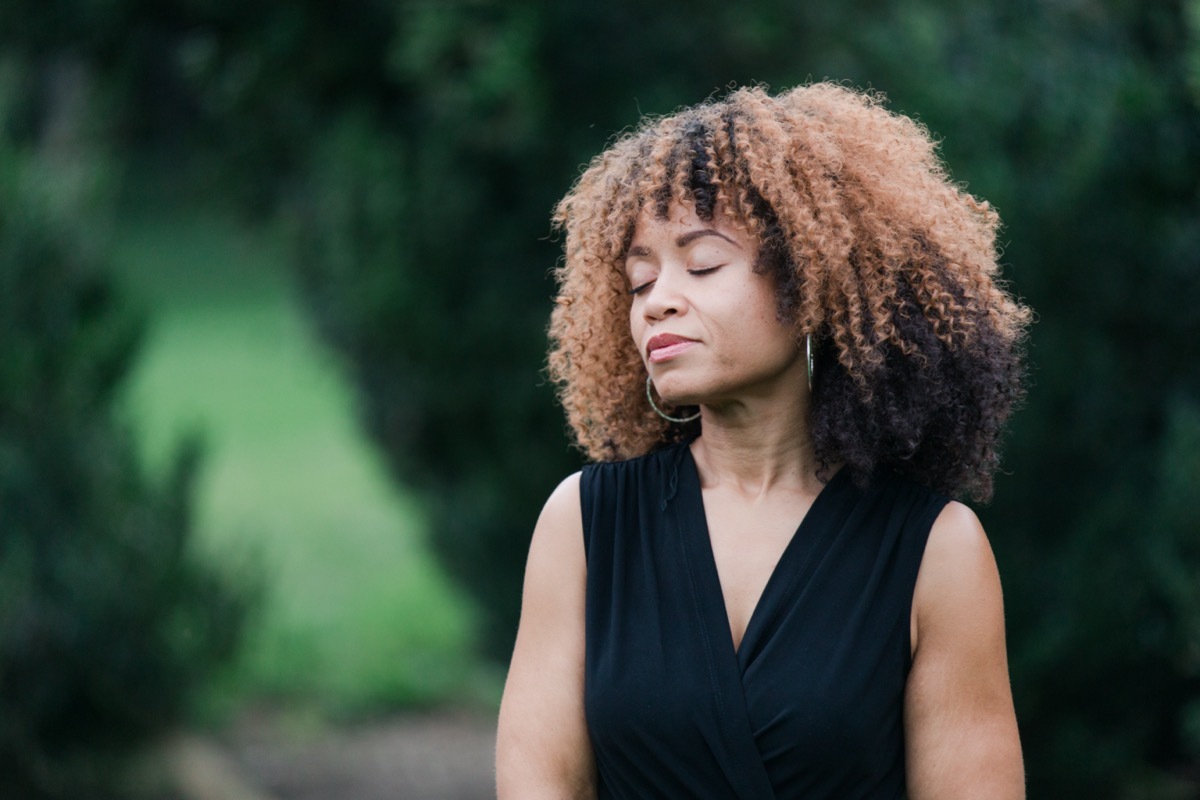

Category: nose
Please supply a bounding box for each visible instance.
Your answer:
[642,266,687,320]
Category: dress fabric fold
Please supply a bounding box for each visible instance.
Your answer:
[580,439,949,800]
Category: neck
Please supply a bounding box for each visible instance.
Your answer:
[689,383,819,498]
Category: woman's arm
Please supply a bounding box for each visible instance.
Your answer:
[496,472,597,799]
[905,501,1025,799]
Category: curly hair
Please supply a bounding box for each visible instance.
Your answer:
[547,82,1031,502]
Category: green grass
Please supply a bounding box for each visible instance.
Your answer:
[112,204,482,717]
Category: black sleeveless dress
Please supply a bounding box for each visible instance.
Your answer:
[580,438,949,800]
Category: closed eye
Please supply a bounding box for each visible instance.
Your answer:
[629,265,725,296]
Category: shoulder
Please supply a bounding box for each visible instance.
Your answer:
[922,502,995,587]
[540,471,582,519]
[518,473,586,630]
[583,440,684,477]
[530,472,583,557]
[912,501,1004,653]
[579,441,687,508]
[854,469,953,546]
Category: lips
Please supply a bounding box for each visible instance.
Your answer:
[646,333,698,363]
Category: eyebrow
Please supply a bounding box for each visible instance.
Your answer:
[625,229,741,262]
[676,229,741,249]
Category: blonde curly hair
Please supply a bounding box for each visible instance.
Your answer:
[548,82,1031,501]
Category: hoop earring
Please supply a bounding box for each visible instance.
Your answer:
[646,376,701,423]
[806,333,814,394]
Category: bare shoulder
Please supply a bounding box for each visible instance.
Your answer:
[926,501,993,569]
[516,470,587,639]
[912,501,1004,651]
[537,471,583,531]
[526,471,584,572]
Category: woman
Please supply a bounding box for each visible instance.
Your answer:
[497,82,1030,799]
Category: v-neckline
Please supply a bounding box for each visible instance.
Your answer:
[677,443,847,664]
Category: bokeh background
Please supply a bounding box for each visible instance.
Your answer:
[1,1,1198,798]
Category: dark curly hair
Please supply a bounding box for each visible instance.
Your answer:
[548,82,1031,502]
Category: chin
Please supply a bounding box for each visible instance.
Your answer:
[654,375,708,407]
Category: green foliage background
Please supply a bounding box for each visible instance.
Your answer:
[0,126,251,794]
[2,0,1198,796]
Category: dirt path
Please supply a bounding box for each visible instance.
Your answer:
[192,711,498,800]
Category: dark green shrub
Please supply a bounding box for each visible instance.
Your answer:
[0,143,251,798]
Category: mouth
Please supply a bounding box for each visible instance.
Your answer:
[646,333,698,363]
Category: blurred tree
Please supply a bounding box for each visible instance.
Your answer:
[3,0,1198,795]
[0,70,251,797]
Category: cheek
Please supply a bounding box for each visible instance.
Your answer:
[741,289,796,357]
[742,282,786,331]
[628,304,648,359]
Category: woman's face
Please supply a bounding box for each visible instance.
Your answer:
[625,201,806,409]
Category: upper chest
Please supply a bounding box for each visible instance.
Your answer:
[700,486,819,648]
